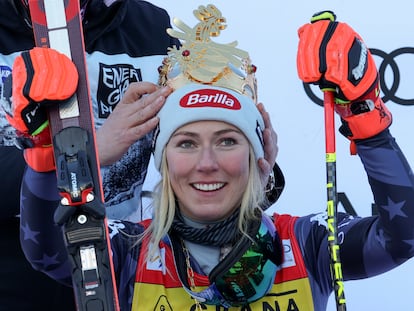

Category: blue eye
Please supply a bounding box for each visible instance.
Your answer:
[178,140,195,149]
[220,138,236,146]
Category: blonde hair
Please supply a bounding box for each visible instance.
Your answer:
[143,146,265,259]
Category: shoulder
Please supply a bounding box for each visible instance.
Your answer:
[122,0,173,30]
[108,219,146,239]
[0,2,34,53]
[126,0,170,18]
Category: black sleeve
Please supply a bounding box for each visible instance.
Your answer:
[0,146,25,219]
[262,163,285,209]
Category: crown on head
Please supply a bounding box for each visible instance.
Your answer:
[158,4,258,103]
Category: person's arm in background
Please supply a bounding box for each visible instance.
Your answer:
[97,82,172,166]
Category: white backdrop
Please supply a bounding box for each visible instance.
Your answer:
[147,1,414,309]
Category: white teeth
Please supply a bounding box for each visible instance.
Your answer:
[193,183,224,191]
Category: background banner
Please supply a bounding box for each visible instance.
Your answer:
[148,1,414,309]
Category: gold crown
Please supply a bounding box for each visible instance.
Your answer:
[158,4,258,103]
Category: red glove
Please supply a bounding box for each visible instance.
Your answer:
[3,47,78,172]
[296,11,392,154]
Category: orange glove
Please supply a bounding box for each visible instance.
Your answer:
[3,47,78,171]
[296,11,392,153]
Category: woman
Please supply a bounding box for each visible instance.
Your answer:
[16,5,414,311]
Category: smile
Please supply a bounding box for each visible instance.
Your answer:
[192,183,225,191]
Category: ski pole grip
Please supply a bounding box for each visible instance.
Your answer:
[310,10,337,23]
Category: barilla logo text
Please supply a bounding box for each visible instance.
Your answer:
[180,89,241,110]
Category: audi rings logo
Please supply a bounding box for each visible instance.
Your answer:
[303,47,414,106]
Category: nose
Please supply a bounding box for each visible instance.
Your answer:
[196,147,219,172]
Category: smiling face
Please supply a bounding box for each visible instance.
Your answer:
[165,120,251,222]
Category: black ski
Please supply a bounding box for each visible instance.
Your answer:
[27,0,119,310]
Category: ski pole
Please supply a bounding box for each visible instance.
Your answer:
[324,90,346,310]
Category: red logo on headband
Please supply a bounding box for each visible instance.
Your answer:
[180,89,241,110]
